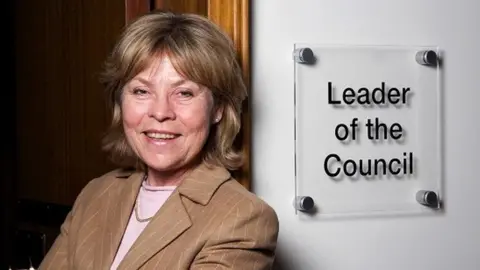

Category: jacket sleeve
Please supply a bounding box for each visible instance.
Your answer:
[38,179,95,269]
[191,199,280,270]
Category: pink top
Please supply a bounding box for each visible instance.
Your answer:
[110,180,176,270]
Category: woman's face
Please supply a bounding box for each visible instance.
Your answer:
[121,55,222,174]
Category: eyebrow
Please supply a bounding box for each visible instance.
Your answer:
[133,77,194,88]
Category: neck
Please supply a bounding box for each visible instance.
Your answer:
[146,159,202,187]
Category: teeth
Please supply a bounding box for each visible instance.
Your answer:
[146,133,176,139]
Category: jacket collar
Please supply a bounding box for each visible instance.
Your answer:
[103,162,232,269]
[113,162,232,205]
[177,163,232,205]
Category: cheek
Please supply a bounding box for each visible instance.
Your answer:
[180,102,213,132]
[122,100,148,129]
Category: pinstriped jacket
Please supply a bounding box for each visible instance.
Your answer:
[38,163,279,270]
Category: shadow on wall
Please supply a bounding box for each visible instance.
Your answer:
[272,246,307,270]
[273,255,288,270]
[274,252,322,270]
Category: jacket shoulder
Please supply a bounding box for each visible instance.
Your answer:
[75,168,136,205]
[216,178,279,224]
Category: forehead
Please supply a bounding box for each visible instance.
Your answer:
[136,55,183,81]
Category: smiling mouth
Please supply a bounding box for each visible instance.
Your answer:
[144,132,180,140]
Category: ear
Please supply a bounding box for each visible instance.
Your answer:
[212,104,224,124]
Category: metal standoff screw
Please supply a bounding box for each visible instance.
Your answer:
[293,47,314,64]
[415,50,438,66]
[294,196,315,211]
[416,190,439,208]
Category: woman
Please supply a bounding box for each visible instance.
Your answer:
[39,10,279,270]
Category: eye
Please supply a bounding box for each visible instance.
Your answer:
[177,89,194,98]
[133,88,149,95]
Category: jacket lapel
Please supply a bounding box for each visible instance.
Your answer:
[117,163,231,269]
[117,190,192,270]
[93,170,144,270]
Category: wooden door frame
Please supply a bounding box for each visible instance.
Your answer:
[125,0,252,190]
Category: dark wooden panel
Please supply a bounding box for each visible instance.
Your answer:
[15,0,126,205]
[125,0,151,22]
[154,0,208,15]
[2,0,16,267]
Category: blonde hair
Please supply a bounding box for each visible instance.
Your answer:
[100,10,247,171]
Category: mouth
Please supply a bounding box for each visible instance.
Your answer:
[144,131,181,141]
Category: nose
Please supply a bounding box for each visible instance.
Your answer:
[148,95,175,122]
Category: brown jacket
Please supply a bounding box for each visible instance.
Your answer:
[39,164,279,269]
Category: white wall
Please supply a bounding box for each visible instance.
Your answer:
[251,0,480,269]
